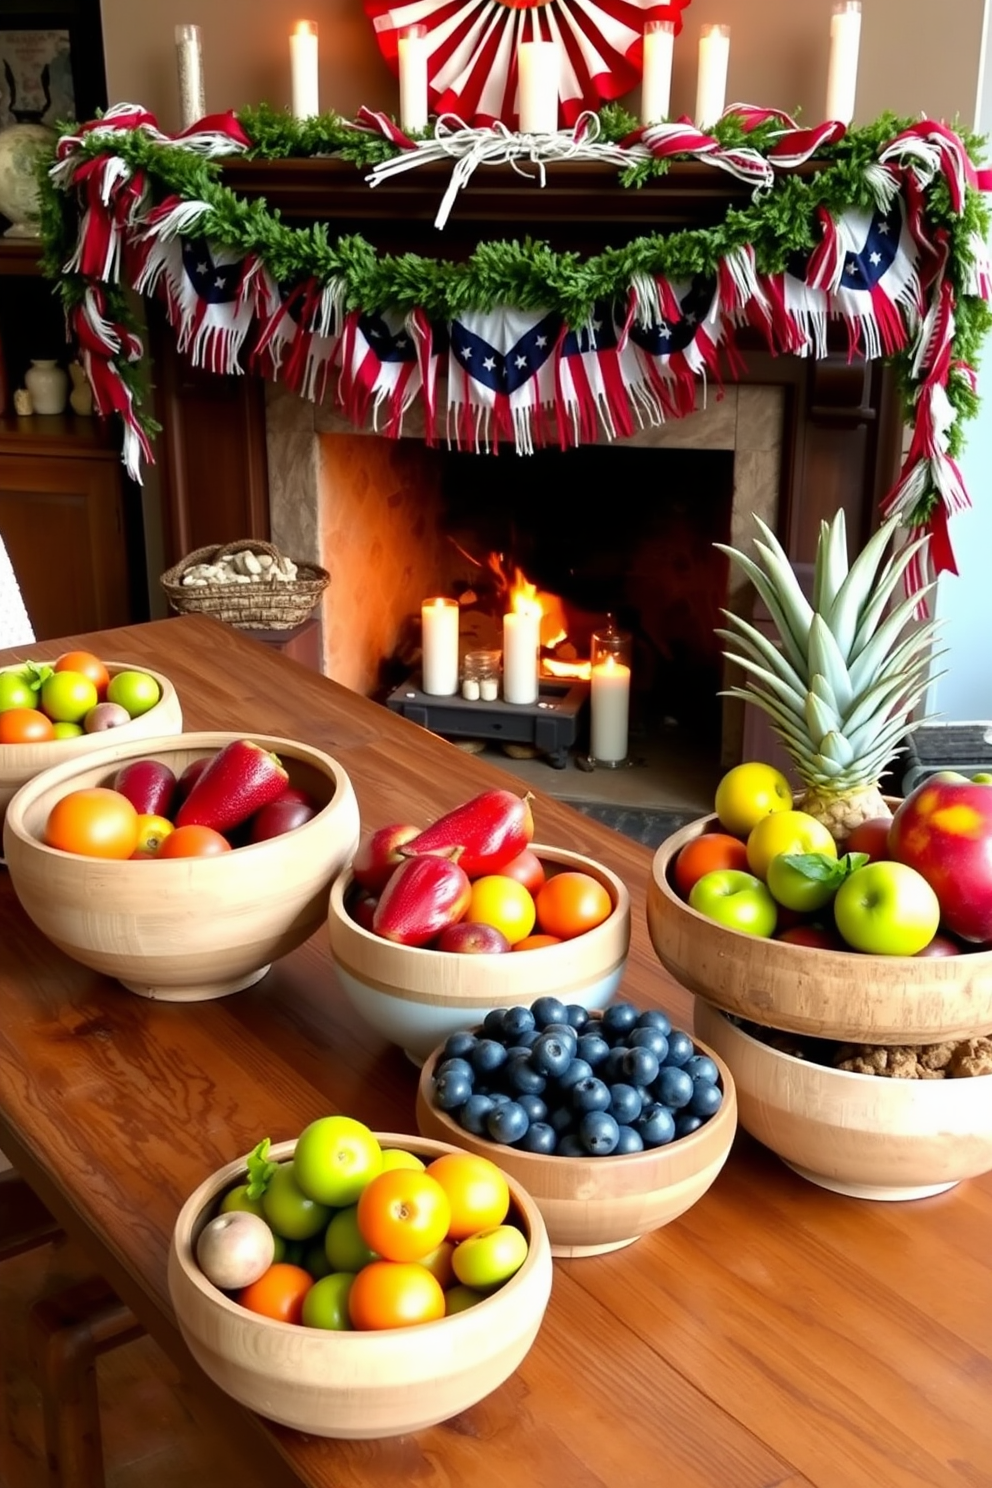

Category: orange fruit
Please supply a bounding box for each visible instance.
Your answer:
[44,787,139,859]
[534,871,612,940]
[347,1260,445,1330]
[466,874,536,946]
[356,1170,451,1262]
[157,825,232,858]
[672,833,750,900]
[238,1263,314,1324]
[54,650,110,699]
[0,707,55,744]
[424,1152,510,1241]
[512,933,562,951]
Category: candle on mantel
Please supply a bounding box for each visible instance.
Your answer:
[290,20,319,120]
[398,24,429,133]
[421,597,460,696]
[825,0,861,124]
[175,24,206,132]
[640,19,675,125]
[590,652,631,764]
[694,23,730,129]
[502,603,541,705]
[518,40,559,134]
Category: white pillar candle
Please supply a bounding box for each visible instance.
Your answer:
[175,24,206,131]
[290,20,319,120]
[590,653,631,763]
[641,19,675,125]
[502,604,541,705]
[398,24,429,133]
[421,597,460,696]
[825,0,861,125]
[694,23,730,129]
[518,41,559,134]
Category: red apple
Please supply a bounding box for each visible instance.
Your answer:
[776,924,844,950]
[348,890,378,931]
[272,785,316,808]
[112,758,177,817]
[913,933,962,958]
[351,822,420,894]
[174,756,211,806]
[435,921,513,954]
[888,778,992,943]
[248,797,317,843]
[845,815,894,862]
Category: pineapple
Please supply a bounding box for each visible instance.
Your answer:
[716,510,940,845]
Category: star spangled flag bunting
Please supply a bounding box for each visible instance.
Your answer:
[134,233,259,375]
[555,300,640,444]
[446,307,563,451]
[252,276,345,404]
[626,275,724,417]
[338,309,423,438]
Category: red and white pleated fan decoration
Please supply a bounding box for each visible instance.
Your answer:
[364,0,692,128]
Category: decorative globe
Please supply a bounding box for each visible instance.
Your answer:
[0,124,55,236]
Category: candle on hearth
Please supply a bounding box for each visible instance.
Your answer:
[175,24,206,131]
[694,23,730,129]
[421,597,460,696]
[503,603,541,705]
[640,19,675,125]
[518,41,559,134]
[825,0,861,125]
[290,20,319,120]
[590,623,631,766]
[398,24,429,133]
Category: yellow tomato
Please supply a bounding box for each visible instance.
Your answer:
[466,874,536,946]
[745,809,837,881]
[714,762,793,838]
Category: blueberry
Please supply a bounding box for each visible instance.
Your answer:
[486,1091,511,1106]
[530,1033,573,1078]
[627,1026,669,1063]
[556,1133,587,1157]
[482,1007,510,1040]
[542,1022,578,1058]
[606,1082,642,1125]
[564,1004,591,1031]
[486,1100,530,1144]
[433,1069,474,1110]
[549,1104,575,1136]
[600,1047,629,1083]
[532,995,569,1029]
[557,1057,594,1091]
[442,1030,478,1060]
[436,1056,474,1083]
[570,1076,611,1114]
[600,1002,639,1042]
[579,1110,620,1155]
[471,1038,509,1076]
[675,1112,705,1138]
[517,1122,558,1154]
[504,1044,536,1062]
[636,1009,672,1036]
[457,1093,495,1135]
[688,1079,723,1119]
[622,1046,660,1087]
[684,1054,720,1084]
[654,1066,694,1110]
[614,1124,645,1154]
[636,1103,677,1147]
[662,1030,695,1067]
[505,1052,547,1096]
[576,1032,611,1068]
[517,1092,548,1124]
[502,1005,536,1042]
[511,1027,542,1049]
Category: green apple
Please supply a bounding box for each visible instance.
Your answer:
[766,852,840,913]
[52,721,84,739]
[219,1182,267,1221]
[0,670,36,711]
[292,1115,383,1207]
[972,773,992,784]
[301,1272,355,1330]
[451,1223,528,1291]
[379,1148,425,1173]
[444,1283,486,1315]
[106,669,161,717]
[324,1205,378,1273]
[40,670,98,724]
[833,861,940,955]
[688,869,778,938]
[261,1162,333,1240]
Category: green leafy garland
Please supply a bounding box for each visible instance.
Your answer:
[37,105,992,478]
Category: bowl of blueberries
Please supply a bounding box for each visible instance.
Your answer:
[415,996,737,1257]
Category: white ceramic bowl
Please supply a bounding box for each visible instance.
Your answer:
[416,1018,737,1257]
[3,731,360,1001]
[0,661,182,835]
[694,998,992,1201]
[327,844,631,1063]
[168,1133,553,1438]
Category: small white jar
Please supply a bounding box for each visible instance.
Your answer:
[24,360,69,415]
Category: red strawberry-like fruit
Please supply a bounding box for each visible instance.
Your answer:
[402,790,534,879]
[175,740,289,834]
[372,852,472,947]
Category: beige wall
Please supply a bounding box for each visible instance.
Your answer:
[100,0,984,135]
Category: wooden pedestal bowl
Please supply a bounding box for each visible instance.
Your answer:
[168,1133,553,1438]
[0,662,182,837]
[694,999,992,1201]
[415,1023,737,1257]
[328,844,631,1064]
[647,813,992,1044]
[3,731,360,1001]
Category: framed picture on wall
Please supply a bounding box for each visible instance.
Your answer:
[0,3,106,130]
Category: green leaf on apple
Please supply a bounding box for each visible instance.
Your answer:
[780,850,869,886]
[244,1137,278,1200]
[19,661,54,694]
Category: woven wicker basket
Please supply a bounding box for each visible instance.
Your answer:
[160,540,329,631]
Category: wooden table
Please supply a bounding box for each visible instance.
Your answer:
[1,615,990,1488]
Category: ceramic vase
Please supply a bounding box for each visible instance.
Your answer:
[69,362,94,416]
[24,360,68,415]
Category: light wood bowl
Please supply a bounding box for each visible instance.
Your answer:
[416,1018,737,1257]
[3,731,360,1001]
[0,662,182,837]
[694,998,992,1201]
[647,813,992,1044]
[168,1132,553,1438]
[328,845,631,1064]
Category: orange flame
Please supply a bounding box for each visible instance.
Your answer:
[486,554,590,679]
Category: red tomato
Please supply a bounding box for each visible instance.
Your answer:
[356,1170,451,1262]
[534,871,612,940]
[238,1263,313,1324]
[157,825,232,858]
[53,650,111,700]
[347,1261,445,1330]
[499,849,546,896]
[0,707,55,744]
[672,833,750,900]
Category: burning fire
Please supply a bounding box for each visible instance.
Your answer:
[491,556,590,680]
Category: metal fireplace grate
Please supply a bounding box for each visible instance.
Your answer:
[386,676,589,769]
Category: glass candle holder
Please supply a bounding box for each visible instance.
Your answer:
[463,649,502,702]
[589,621,631,767]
